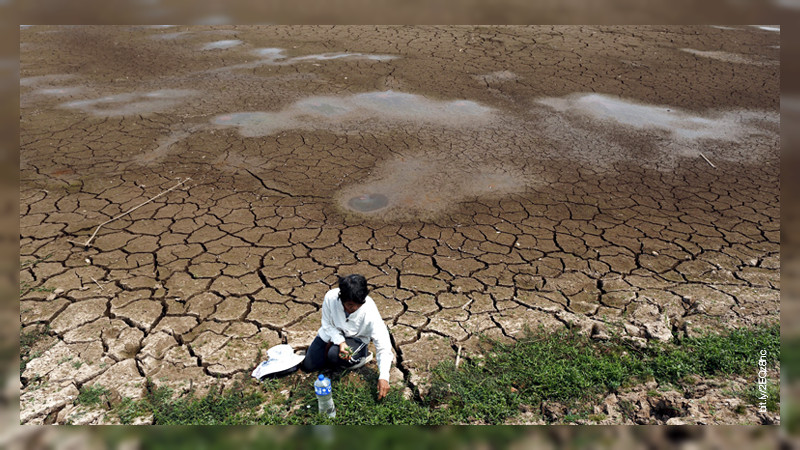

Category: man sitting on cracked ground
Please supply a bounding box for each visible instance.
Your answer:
[302,274,393,400]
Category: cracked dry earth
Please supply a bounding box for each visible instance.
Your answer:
[19,25,779,424]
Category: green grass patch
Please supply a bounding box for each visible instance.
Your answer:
[741,380,780,413]
[281,371,449,425]
[145,381,266,425]
[425,327,648,423]
[645,323,780,383]
[82,323,779,425]
[76,385,111,407]
[76,385,151,424]
[114,397,151,424]
[423,323,780,423]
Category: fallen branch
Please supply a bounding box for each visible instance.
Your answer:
[455,345,463,369]
[70,178,191,248]
[698,151,716,168]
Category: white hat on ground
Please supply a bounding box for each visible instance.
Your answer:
[251,344,305,379]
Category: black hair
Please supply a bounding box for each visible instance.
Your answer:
[338,274,368,304]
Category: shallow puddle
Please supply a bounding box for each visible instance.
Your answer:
[292,52,395,62]
[204,48,396,74]
[537,93,773,142]
[35,86,86,97]
[338,155,526,218]
[252,48,285,58]
[201,40,242,50]
[212,90,494,137]
[475,70,518,83]
[250,48,396,64]
[292,97,354,117]
[61,89,197,116]
[534,93,779,167]
[680,48,770,65]
[351,91,492,120]
[347,193,390,212]
[211,112,295,137]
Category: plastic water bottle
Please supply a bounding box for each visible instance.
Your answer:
[314,374,336,418]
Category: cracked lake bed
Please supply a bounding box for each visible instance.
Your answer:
[19,25,779,424]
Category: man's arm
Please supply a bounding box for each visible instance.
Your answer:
[369,307,394,399]
[319,293,346,345]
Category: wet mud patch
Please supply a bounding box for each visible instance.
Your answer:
[212,90,496,138]
[60,89,198,117]
[336,154,527,220]
[202,47,397,75]
[133,128,198,166]
[679,48,777,65]
[535,93,779,168]
[291,52,395,62]
[250,47,396,64]
[34,86,88,97]
[474,70,519,83]
[347,193,390,212]
[20,74,86,107]
[22,87,89,109]
[201,40,243,50]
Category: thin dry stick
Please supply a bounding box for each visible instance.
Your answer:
[72,178,191,248]
[89,276,105,291]
[455,345,463,369]
[698,151,716,168]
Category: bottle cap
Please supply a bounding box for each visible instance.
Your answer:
[318,374,324,380]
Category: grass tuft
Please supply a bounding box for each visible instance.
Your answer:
[283,371,448,425]
[741,380,780,413]
[645,323,780,383]
[145,381,265,425]
[76,384,111,407]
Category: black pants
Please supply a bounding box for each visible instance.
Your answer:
[302,335,368,372]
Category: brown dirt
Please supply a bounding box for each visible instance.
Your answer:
[19,25,779,424]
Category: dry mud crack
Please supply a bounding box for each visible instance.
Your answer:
[20,25,779,424]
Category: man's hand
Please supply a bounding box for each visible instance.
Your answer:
[377,379,389,400]
[338,342,352,360]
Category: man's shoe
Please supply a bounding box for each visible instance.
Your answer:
[349,352,373,369]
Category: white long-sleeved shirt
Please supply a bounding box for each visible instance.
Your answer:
[318,288,394,381]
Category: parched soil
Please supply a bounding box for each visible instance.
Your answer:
[19,25,779,424]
